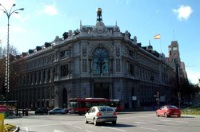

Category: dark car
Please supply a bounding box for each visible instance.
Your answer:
[35,107,49,115]
[49,108,67,115]
[156,105,181,118]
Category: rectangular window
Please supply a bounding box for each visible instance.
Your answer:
[60,50,70,59]
[129,50,133,57]
[60,64,69,77]
[130,64,134,76]
[82,59,87,72]
[82,48,87,57]
[116,59,120,72]
[60,51,65,58]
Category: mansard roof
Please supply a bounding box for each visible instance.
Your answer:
[14,8,163,61]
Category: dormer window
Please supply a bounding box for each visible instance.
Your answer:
[60,50,70,59]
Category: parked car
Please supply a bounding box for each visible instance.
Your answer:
[35,107,49,115]
[156,105,181,118]
[49,108,66,115]
[85,106,117,126]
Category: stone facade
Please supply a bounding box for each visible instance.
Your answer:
[10,8,175,110]
[166,41,187,79]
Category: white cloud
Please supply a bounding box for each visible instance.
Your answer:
[0,0,16,9]
[173,5,193,21]
[187,69,200,84]
[0,0,26,21]
[13,14,29,22]
[43,5,58,16]
[11,25,26,33]
[0,26,6,34]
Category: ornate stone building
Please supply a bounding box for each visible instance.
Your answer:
[10,8,175,109]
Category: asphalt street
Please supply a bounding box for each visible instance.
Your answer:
[4,111,200,132]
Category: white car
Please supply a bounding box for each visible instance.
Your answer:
[85,106,117,126]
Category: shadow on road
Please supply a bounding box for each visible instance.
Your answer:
[180,116,196,118]
[97,122,136,127]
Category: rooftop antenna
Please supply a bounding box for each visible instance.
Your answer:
[80,20,82,28]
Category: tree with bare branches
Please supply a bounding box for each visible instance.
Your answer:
[0,45,24,100]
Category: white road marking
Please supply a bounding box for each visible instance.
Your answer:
[25,127,28,132]
[85,130,92,132]
[147,120,158,123]
[155,124,165,127]
[120,115,155,119]
[133,122,146,124]
[140,127,158,131]
[161,119,171,122]
[65,123,72,126]
[175,120,188,123]
[102,126,126,132]
[54,130,64,132]
[75,126,82,130]
[164,123,181,126]
[26,123,71,128]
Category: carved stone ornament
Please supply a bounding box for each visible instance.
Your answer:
[80,26,88,32]
[125,30,130,39]
[90,21,112,37]
[116,46,120,57]
[114,25,120,32]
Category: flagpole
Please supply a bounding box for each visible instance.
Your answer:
[153,34,162,53]
[160,38,162,53]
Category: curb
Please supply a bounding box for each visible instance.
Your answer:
[13,125,20,132]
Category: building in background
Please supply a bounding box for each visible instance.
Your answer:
[9,8,181,110]
[166,41,187,79]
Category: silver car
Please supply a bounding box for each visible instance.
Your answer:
[85,106,117,126]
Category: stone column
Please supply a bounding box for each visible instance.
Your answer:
[35,71,38,84]
[41,70,44,84]
[54,85,59,108]
[50,68,53,83]
[33,72,36,85]
[45,69,48,83]
[56,65,60,81]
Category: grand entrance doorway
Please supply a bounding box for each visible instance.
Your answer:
[94,83,109,98]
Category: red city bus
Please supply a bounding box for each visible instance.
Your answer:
[109,99,123,111]
[0,105,7,112]
[68,98,122,115]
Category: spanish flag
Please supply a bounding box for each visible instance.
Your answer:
[154,34,161,39]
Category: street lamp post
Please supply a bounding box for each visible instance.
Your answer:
[0,3,24,98]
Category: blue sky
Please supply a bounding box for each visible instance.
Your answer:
[0,0,199,84]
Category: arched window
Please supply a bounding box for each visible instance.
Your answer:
[93,47,109,74]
